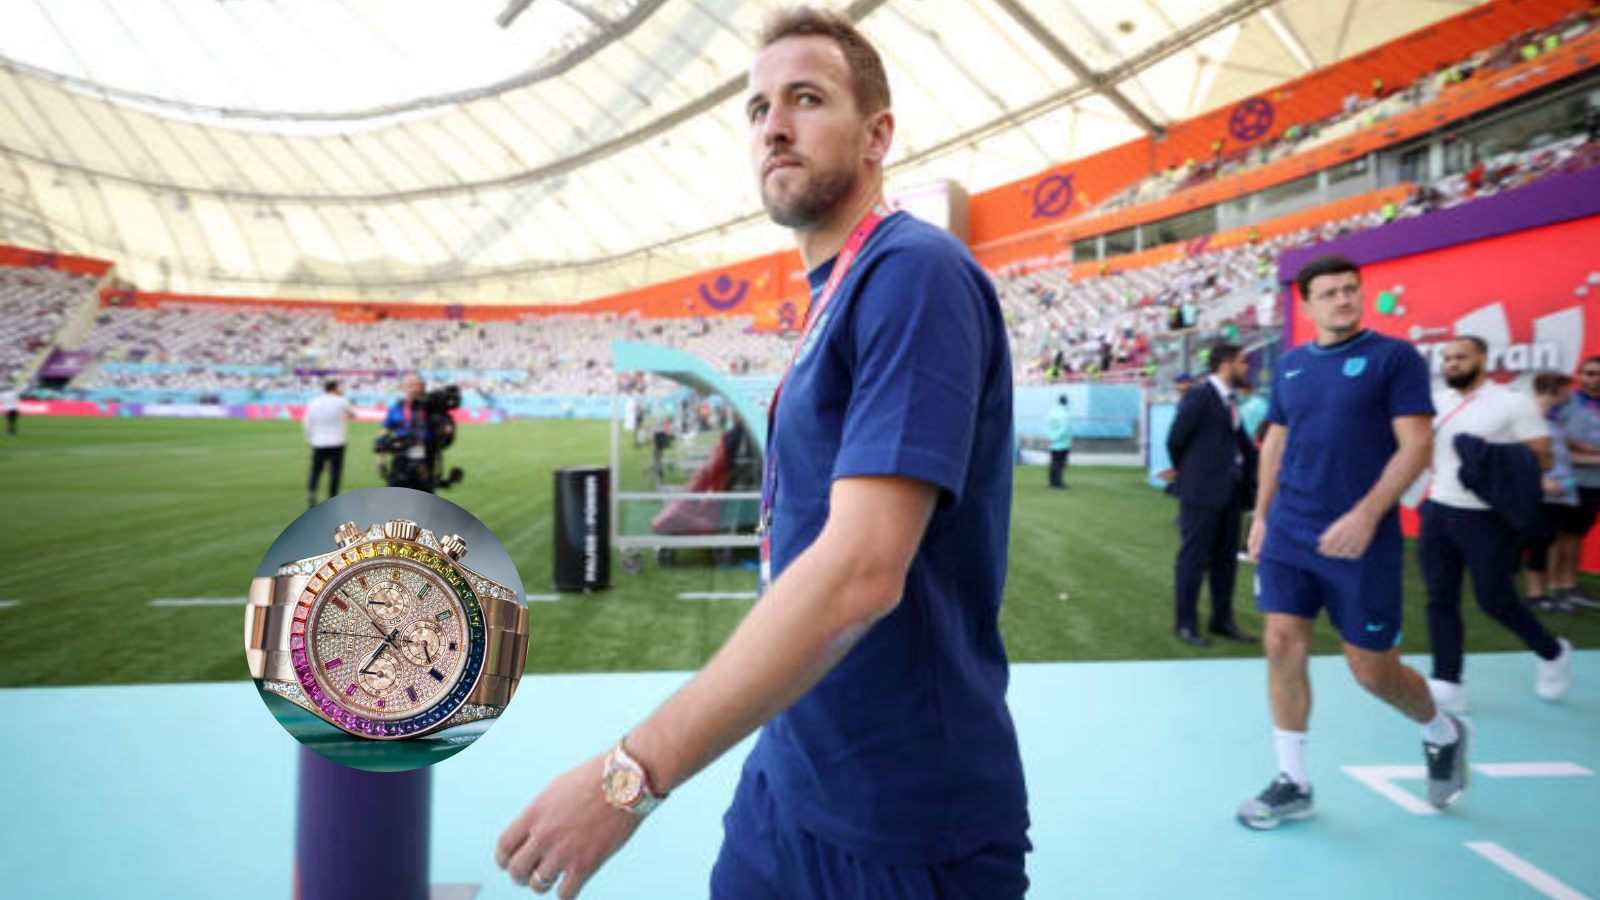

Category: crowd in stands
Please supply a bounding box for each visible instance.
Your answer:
[0,266,97,388]
[62,310,791,403]
[1096,9,1595,216]
[1003,124,1600,385]
[998,215,1379,385]
[77,303,332,368]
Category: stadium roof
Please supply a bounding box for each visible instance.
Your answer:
[0,0,1485,304]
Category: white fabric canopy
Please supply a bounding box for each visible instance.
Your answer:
[0,0,1481,302]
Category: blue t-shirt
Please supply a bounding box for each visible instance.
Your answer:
[1262,329,1433,566]
[745,212,1028,864]
[384,399,428,444]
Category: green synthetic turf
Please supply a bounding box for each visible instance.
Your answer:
[2,417,1596,687]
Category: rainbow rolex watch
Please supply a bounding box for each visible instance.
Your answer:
[246,519,528,739]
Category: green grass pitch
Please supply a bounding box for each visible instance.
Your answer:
[1,416,1594,687]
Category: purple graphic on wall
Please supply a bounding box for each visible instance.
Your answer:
[1030,173,1076,219]
[39,349,96,379]
[777,301,799,332]
[1228,97,1275,144]
[699,273,750,311]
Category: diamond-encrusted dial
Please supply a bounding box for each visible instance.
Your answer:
[284,534,489,739]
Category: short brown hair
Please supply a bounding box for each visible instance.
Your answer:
[1294,254,1359,300]
[759,7,891,115]
[1533,371,1573,395]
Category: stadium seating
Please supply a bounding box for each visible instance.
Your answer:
[48,120,1597,405]
[0,266,99,388]
[1093,10,1594,217]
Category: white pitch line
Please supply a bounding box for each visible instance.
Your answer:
[525,594,561,603]
[0,601,18,610]
[1345,761,1594,816]
[148,598,246,607]
[1466,842,1594,900]
[1474,762,1593,778]
[678,591,758,600]
[1341,765,1436,815]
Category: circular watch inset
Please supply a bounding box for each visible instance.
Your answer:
[286,541,488,739]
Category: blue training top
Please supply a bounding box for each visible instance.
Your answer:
[746,211,1029,864]
[1262,329,1433,566]
[383,399,429,444]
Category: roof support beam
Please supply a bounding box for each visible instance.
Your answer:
[989,0,1163,136]
[496,0,537,29]
[1262,7,1316,72]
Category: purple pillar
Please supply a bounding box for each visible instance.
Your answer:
[295,746,430,900]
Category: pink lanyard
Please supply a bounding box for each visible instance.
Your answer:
[1419,391,1479,502]
[1433,392,1478,435]
[759,206,893,575]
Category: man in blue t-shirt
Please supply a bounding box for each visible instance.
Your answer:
[1045,394,1073,488]
[1237,255,1469,830]
[495,9,1028,898]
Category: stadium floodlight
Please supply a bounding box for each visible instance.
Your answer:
[496,0,536,29]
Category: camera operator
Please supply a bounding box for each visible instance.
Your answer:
[375,373,460,492]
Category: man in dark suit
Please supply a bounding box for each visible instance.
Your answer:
[1167,343,1258,646]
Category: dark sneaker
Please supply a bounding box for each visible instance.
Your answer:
[1237,774,1314,830]
[1424,714,1470,810]
[1530,595,1574,613]
[1557,587,1600,610]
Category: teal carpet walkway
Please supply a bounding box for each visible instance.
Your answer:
[3,652,1596,899]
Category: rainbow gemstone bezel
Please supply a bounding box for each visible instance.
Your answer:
[290,540,489,740]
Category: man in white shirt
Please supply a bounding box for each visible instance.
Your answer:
[1420,336,1570,712]
[303,380,353,509]
[3,388,19,437]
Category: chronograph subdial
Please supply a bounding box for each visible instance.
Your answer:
[365,580,409,621]
[400,620,445,667]
[357,651,400,697]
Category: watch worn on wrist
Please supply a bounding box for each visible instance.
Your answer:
[602,739,667,817]
[246,519,529,740]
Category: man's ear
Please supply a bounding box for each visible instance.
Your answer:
[863,109,894,165]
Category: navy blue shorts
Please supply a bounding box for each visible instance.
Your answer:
[711,769,1029,900]
[1255,552,1403,651]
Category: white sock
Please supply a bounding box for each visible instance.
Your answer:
[1273,728,1308,787]
[1421,711,1458,745]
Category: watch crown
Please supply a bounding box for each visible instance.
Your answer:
[334,522,362,548]
[439,533,467,560]
[384,519,421,542]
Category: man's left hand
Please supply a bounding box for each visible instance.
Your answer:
[496,753,643,898]
[1317,508,1379,560]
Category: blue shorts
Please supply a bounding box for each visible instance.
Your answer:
[1255,552,1403,651]
[711,769,1029,900]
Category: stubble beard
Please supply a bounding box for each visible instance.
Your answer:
[1444,366,1482,390]
[762,162,858,230]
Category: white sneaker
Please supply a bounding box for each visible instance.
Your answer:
[1429,677,1468,714]
[1536,638,1572,702]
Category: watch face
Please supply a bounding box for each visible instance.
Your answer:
[606,763,644,806]
[288,540,487,739]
